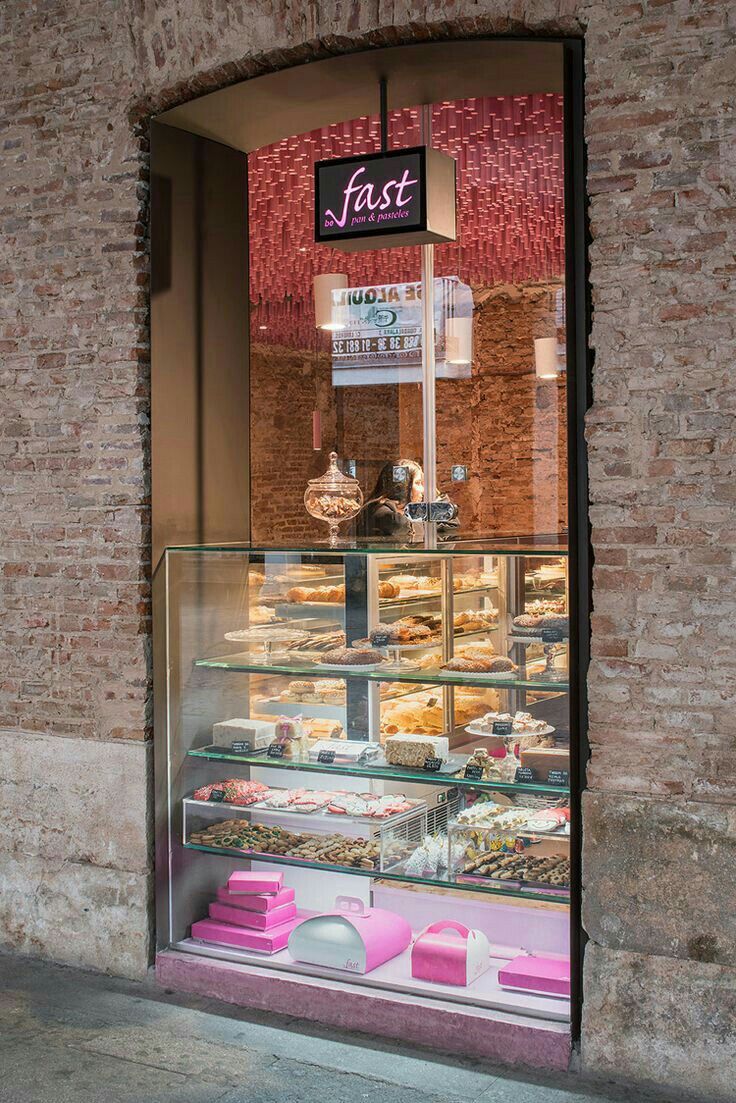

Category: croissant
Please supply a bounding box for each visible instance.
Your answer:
[378,581,400,599]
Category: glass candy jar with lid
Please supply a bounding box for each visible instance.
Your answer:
[304,452,363,546]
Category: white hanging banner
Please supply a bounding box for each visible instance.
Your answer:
[329,276,473,387]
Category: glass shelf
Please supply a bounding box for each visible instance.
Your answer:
[183,842,570,905]
[187,744,570,796]
[166,534,569,557]
[194,654,569,691]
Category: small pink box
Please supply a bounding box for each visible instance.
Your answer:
[227,871,283,895]
[411,921,491,987]
[191,915,299,954]
[498,954,570,997]
[209,900,297,930]
[215,885,295,912]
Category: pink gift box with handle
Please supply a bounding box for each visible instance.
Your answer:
[411,920,491,987]
[209,900,297,930]
[215,885,295,913]
[191,915,299,954]
[498,954,571,997]
[288,896,412,975]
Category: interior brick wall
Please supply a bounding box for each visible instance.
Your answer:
[1,2,735,1097]
[250,281,566,542]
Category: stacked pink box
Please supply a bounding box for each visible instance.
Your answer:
[191,872,302,954]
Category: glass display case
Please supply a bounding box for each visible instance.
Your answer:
[159,538,572,1023]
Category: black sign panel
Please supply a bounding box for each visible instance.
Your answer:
[230,740,251,754]
[208,788,225,803]
[492,721,514,737]
[317,749,336,764]
[315,148,426,245]
[515,766,536,784]
[464,764,484,781]
[547,769,570,787]
[267,743,286,759]
[541,627,565,644]
[423,756,443,773]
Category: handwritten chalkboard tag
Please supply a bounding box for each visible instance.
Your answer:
[267,743,286,758]
[208,788,225,803]
[540,627,564,644]
[230,740,251,754]
[372,631,391,648]
[547,769,570,787]
[423,756,443,772]
[317,749,336,764]
[515,766,536,784]
[464,763,484,781]
[492,720,514,736]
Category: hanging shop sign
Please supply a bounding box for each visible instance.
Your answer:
[315,146,457,252]
[329,276,473,387]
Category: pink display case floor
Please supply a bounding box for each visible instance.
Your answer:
[156,948,571,1071]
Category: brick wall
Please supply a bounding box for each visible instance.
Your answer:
[1,1,735,1096]
[250,282,566,542]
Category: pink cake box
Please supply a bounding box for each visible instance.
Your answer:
[209,900,297,930]
[498,954,571,998]
[411,921,491,987]
[227,871,283,895]
[288,896,412,975]
[215,885,295,913]
[191,915,300,954]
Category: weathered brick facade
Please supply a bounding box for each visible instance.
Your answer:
[1,2,734,1098]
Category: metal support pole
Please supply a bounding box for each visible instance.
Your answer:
[379,78,388,152]
[420,104,437,546]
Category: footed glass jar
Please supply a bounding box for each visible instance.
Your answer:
[304,452,363,545]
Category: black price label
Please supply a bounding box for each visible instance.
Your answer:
[547,769,570,787]
[317,749,336,764]
[208,788,225,803]
[464,764,484,781]
[492,720,514,736]
[372,632,391,648]
[423,756,443,772]
[541,628,564,644]
[230,740,251,754]
[267,743,286,758]
[515,766,536,784]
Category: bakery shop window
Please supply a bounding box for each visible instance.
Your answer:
[248,94,566,543]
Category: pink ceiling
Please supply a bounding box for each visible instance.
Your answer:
[248,94,564,349]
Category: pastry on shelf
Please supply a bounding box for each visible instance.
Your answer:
[249,605,285,626]
[318,646,386,666]
[441,655,518,677]
[511,612,569,637]
[192,779,270,804]
[382,694,444,736]
[301,718,344,740]
[285,584,345,604]
[285,629,346,654]
[469,710,554,737]
[454,610,499,634]
[378,580,401,599]
[526,597,566,616]
[384,574,441,595]
[359,621,437,647]
[463,747,503,781]
[272,716,310,757]
[454,687,501,724]
[384,733,449,767]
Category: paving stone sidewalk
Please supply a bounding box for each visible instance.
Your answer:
[0,952,693,1103]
